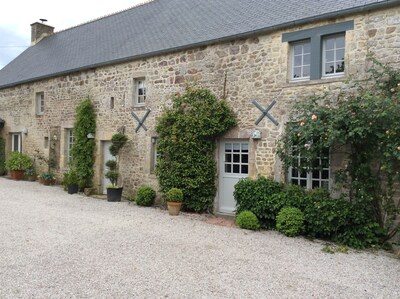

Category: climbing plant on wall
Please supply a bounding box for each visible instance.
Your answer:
[156,87,237,212]
[277,56,400,243]
[0,137,5,175]
[70,98,96,188]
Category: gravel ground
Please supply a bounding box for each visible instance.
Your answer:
[0,178,399,299]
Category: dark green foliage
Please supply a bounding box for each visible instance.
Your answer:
[234,177,382,248]
[277,56,400,243]
[156,87,237,212]
[236,210,261,230]
[276,207,305,237]
[70,98,96,188]
[63,167,79,186]
[135,186,156,206]
[165,187,183,202]
[0,138,6,175]
[105,133,128,187]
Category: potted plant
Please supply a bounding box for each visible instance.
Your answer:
[5,152,33,180]
[165,188,183,216]
[39,171,56,185]
[105,132,128,202]
[24,168,36,181]
[63,168,79,194]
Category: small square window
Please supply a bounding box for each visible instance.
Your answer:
[134,78,146,106]
[36,92,45,115]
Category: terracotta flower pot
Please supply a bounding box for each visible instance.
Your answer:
[167,201,182,216]
[10,170,25,180]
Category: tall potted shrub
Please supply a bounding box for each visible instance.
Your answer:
[5,152,33,180]
[105,132,128,202]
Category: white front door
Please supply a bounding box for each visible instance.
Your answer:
[218,141,249,214]
[102,141,114,194]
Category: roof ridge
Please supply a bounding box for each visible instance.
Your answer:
[55,0,154,34]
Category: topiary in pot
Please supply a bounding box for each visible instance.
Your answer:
[235,210,261,230]
[105,132,128,202]
[276,207,305,237]
[165,187,183,216]
[5,152,33,180]
[134,186,156,207]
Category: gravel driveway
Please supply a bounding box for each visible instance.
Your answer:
[0,178,399,298]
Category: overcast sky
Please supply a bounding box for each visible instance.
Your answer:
[0,0,147,69]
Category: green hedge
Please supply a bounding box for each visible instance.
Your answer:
[234,177,383,248]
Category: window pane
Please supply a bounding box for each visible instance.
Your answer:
[325,50,334,62]
[299,170,307,178]
[225,143,232,152]
[233,154,240,163]
[336,36,345,48]
[303,42,311,53]
[241,165,248,174]
[225,153,232,162]
[233,143,240,152]
[294,55,302,66]
[322,170,329,180]
[293,67,302,78]
[241,143,248,152]
[303,53,310,65]
[241,154,248,164]
[303,66,310,77]
[336,49,345,61]
[325,63,335,74]
[293,44,303,55]
[312,180,320,188]
[325,38,335,50]
[233,164,240,173]
[312,170,320,179]
[225,164,231,173]
[300,180,307,187]
[291,168,298,178]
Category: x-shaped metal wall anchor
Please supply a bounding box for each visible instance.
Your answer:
[131,109,151,133]
[252,99,279,126]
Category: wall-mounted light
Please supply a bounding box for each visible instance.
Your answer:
[53,134,58,141]
[87,133,95,139]
[22,128,28,135]
[252,130,261,140]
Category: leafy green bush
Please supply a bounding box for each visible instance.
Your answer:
[135,186,156,206]
[276,207,305,237]
[105,133,128,187]
[156,87,236,212]
[5,152,33,171]
[236,211,261,230]
[165,188,183,202]
[70,98,96,188]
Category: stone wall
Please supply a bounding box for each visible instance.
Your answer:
[0,6,399,205]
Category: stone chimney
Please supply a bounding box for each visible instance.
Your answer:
[30,21,54,45]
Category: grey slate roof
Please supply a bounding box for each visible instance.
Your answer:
[0,0,396,89]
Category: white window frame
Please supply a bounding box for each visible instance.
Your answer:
[11,133,22,152]
[322,33,345,78]
[288,147,330,190]
[223,142,249,175]
[134,78,146,106]
[290,40,311,81]
[66,129,74,163]
[36,92,45,115]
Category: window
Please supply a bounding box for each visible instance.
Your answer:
[134,78,146,105]
[322,34,345,76]
[223,142,249,175]
[288,147,330,189]
[36,92,45,115]
[11,133,21,152]
[291,40,311,80]
[282,21,353,81]
[66,129,74,163]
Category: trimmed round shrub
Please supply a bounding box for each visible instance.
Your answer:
[135,186,156,207]
[165,188,183,202]
[276,207,305,237]
[235,211,261,230]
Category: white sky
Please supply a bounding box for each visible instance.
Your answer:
[0,0,148,69]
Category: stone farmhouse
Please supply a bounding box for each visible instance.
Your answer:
[0,0,399,214]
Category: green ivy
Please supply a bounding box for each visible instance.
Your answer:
[277,56,400,243]
[70,98,96,188]
[0,137,5,175]
[156,87,237,212]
